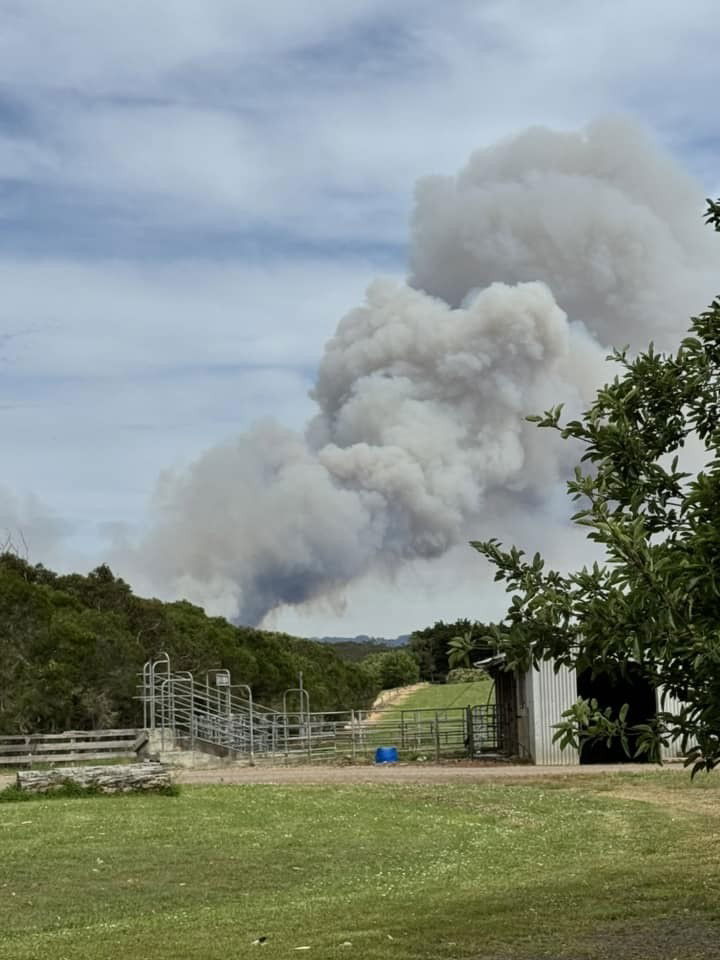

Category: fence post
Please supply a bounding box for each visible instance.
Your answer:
[350,710,356,761]
[466,705,474,758]
[189,678,195,753]
[248,691,255,766]
[434,711,440,761]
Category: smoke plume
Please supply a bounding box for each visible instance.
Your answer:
[0,487,71,564]
[129,118,719,624]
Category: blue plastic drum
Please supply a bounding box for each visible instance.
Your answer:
[375,746,398,764]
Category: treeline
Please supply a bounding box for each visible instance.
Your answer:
[0,554,378,734]
[408,619,498,680]
[0,552,499,736]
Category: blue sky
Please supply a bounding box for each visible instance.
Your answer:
[1,1,719,634]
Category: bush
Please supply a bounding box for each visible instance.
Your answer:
[361,650,420,690]
[446,667,488,684]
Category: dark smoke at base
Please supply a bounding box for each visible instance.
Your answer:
[123,118,719,624]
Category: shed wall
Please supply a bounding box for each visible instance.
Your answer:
[658,688,690,761]
[526,661,579,765]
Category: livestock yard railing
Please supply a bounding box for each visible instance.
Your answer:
[139,655,506,763]
[0,729,148,768]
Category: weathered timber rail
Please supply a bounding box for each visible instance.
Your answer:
[0,729,148,768]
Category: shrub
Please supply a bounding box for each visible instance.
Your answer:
[446,667,488,684]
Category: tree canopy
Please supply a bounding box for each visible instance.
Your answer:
[409,619,496,680]
[0,555,377,734]
[360,649,420,691]
[473,198,720,773]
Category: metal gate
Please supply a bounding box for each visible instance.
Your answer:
[139,655,513,763]
[466,704,503,757]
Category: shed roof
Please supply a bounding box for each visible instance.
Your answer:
[473,653,508,674]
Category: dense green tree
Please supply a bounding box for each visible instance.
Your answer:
[0,555,378,733]
[378,650,420,688]
[409,619,496,680]
[361,650,420,690]
[473,200,720,773]
[0,569,53,731]
[447,630,475,669]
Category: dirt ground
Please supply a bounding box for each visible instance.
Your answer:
[0,760,689,792]
[174,760,675,787]
[555,917,720,960]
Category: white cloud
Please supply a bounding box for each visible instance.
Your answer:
[2,3,718,244]
[0,1,398,92]
[0,257,383,377]
[0,255,387,563]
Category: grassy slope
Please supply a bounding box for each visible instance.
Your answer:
[1,772,719,960]
[394,678,494,712]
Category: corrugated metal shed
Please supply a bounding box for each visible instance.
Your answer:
[480,654,689,767]
[658,688,690,761]
[526,661,579,765]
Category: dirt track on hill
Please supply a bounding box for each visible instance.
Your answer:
[366,681,428,721]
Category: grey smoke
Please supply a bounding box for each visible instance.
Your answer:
[0,487,71,563]
[129,118,719,624]
[410,117,717,349]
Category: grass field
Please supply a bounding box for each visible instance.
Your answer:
[391,679,494,713]
[367,680,495,756]
[1,771,719,960]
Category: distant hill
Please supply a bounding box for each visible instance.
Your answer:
[315,634,409,646]
[314,634,410,662]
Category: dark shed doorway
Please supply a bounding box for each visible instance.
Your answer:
[576,664,657,764]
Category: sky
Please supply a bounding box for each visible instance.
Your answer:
[1,1,719,638]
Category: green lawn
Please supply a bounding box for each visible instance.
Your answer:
[395,678,494,712]
[1,771,719,959]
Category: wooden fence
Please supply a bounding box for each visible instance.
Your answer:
[0,729,148,767]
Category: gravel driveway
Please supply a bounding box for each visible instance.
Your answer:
[0,760,681,792]
[174,760,671,786]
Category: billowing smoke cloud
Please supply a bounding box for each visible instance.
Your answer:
[128,118,719,624]
[410,118,717,350]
